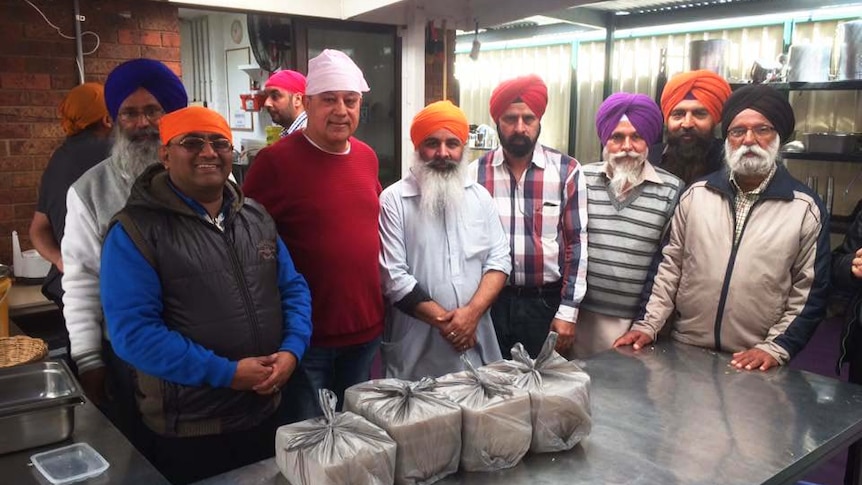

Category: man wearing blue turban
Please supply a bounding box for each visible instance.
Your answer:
[61,58,187,448]
[570,92,684,358]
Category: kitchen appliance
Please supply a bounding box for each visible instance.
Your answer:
[836,19,862,80]
[787,44,832,82]
[689,39,728,77]
[11,230,50,281]
[0,360,84,455]
[803,132,861,154]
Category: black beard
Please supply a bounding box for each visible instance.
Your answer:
[662,129,714,184]
[497,124,540,158]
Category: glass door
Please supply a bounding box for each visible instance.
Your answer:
[302,21,400,187]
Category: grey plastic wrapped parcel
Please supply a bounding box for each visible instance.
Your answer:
[436,358,532,472]
[275,389,397,485]
[345,377,462,485]
[483,332,592,453]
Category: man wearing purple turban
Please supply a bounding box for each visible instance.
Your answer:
[62,58,187,445]
[571,93,683,358]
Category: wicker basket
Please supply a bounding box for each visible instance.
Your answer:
[0,336,48,368]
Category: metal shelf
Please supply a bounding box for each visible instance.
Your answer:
[782,152,862,163]
[732,80,862,91]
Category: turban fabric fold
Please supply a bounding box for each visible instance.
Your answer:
[410,100,469,149]
[660,69,731,123]
[595,93,663,145]
[489,74,548,122]
[104,58,187,121]
[721,84,795,141]
[159,106,232,145]
[58,82,108,136]
[265,70,306,94]
[305,49,369,95]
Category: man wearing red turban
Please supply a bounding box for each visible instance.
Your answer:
[264,69,307,137]
[470,74,588,358]
[379,100,510,380]
[100,106,312,483]
[649,69,731,185]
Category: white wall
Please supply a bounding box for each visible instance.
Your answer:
[179,12,269,150]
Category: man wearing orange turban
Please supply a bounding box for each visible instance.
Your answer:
[470,75,588,359]
[100,105,312,483]
[649,69,731,185]
[379,100,510,380]
[29,83,112,310]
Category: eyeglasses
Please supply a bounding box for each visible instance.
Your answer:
[727,125,776,140]
[117,107,164,123]
[171,136,233,154]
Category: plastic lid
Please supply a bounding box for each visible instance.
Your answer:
[30,442,109,484]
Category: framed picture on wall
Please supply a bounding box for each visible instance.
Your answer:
[225,47,253,131]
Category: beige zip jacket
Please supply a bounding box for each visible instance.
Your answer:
[632,164,830,364]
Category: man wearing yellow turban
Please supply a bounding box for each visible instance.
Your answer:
[379,100,510,380]
[100,106,312,484]
[650,69,731,185]
[29,83,112,309]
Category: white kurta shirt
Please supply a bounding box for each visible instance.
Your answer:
[378,171,511,380]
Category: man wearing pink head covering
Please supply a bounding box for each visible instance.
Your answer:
[263,69,307,137]
[573,93,683,358]
[469,74,588,359]
[244,49,383,419]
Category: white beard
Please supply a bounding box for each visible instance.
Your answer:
[603,146,648,197]
[411,152,467,218]
[110,125,162,181]
[725,136,780,177]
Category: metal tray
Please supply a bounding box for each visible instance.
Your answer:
[0,361,85,455]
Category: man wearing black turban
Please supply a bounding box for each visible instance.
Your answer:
[616,84,830,374]
[62,58,187,450]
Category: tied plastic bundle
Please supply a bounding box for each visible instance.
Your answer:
[275,389,397,485]
[436,356,531,472]
[344,377,462,485]
[483,332,592,453]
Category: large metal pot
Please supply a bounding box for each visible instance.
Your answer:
[837,20,862,80]
[787,44,832,82]
[689,39,728,76]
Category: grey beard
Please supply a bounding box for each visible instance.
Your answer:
[725,136,780,177]
[110,125,161,181]
[603,147,647,197]
[412,153,467,219]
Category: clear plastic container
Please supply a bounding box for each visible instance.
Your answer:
[30,442,109,484]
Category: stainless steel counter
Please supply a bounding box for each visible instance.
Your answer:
[195,342,862,485]
[0,399,169,484]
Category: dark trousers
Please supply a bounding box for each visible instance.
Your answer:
[139,406,283,484]
[490,283,562,359]
[290,336,381,420]
[846,357,862,485]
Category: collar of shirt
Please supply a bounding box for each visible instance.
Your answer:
[730,163,777,195]
[166,178,234,225]
[400,168,475,197]
[302,131,351,155]
[281,111,308,137]
[490,144,548,170]
[600,159,663,185]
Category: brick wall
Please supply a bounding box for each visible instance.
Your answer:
[0,0,180,266]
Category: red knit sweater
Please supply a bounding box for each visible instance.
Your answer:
[243,132,384,348]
